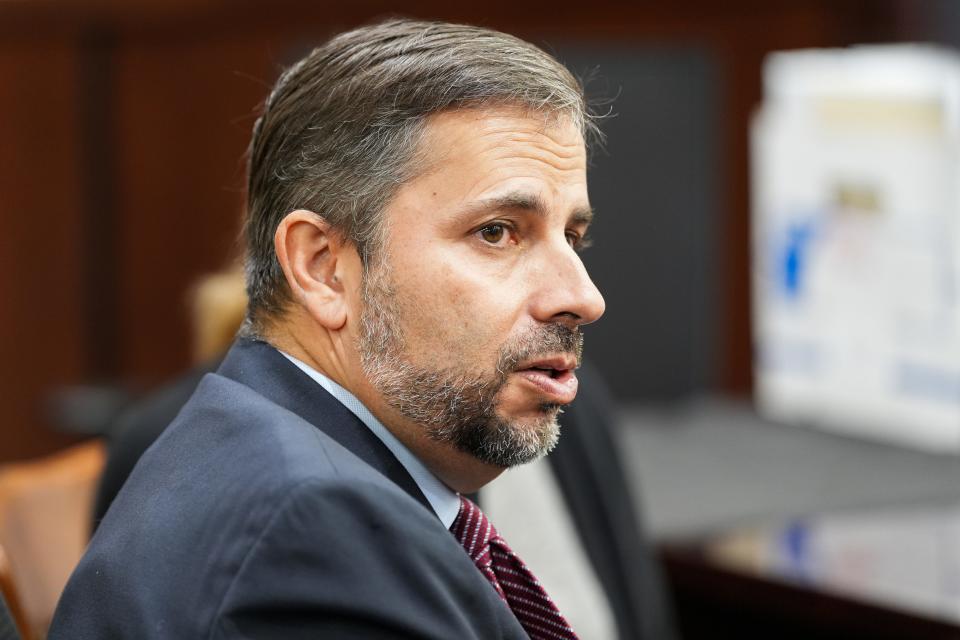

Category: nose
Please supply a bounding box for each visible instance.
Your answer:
[530,243,606,327]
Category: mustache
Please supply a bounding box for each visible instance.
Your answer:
[496,323,583,375]
[387,323,585,426]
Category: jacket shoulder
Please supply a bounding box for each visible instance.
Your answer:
[210,477,524,639]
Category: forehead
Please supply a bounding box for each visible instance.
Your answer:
[410,106,588,197]
[423,106,585,162]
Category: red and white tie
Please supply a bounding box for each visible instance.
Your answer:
[450,495,578,640]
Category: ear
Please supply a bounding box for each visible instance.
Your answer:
[274,209,349,331]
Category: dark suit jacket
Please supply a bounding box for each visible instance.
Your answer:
[50,339,526,639]
[92,363,214,529]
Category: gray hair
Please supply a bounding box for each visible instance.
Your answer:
[243,18,597,334]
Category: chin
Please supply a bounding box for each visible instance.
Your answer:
[469,410,562,468]
[505,403,561,429]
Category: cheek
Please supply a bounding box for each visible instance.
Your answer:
[396,263,515,361]
[403,277,481,345]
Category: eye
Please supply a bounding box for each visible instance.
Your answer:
[479,224,508,245]
[566,230,593,251]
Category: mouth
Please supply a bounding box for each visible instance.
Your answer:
[512,355,579,405]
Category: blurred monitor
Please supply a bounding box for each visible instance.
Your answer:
[752,45,960,452]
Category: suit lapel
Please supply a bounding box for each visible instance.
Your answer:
[217,338,433,514]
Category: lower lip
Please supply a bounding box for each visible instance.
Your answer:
[514,369,579,404]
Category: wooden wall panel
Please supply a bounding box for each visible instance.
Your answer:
[113,34,276,383]
[0,37,86,460]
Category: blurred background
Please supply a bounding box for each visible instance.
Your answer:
[4,0,960,638]
[3,0,937,460]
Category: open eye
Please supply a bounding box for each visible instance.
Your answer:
[566,230,592,251]
[478,224,508,245]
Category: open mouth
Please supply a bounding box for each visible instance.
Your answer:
[527,366,566,379]
[514,357,579,404]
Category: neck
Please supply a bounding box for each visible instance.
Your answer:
[264,320,352,393]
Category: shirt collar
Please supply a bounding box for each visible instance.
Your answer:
[279,350,461,529]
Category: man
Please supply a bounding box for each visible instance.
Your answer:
[51,19,606,638]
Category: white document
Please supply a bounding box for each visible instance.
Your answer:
[753,45,960,451]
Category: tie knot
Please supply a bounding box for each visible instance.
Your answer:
[450,496,498,564]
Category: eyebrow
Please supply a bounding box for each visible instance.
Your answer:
[458,191,594,225]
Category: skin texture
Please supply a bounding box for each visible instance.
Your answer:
[269,105,605,493]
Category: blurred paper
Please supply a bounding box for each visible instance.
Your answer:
[753,45,960,452]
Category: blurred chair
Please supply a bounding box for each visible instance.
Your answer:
[0,441,104,639]
[0,545,24,639]
[549,361,677,640]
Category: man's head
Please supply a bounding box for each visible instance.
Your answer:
[245,19,596,326]
[244,19,605,480]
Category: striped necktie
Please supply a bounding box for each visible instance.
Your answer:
[450,495,578,640]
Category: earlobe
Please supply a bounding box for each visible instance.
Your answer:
[274,210,348,330]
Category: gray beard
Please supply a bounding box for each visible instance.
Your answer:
[356,264,582,468]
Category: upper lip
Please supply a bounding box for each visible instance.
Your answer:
[516,355,578,372]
